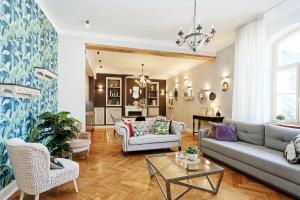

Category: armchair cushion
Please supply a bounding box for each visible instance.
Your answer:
[49,158,79,188]
[75,131,91,140]
[50,158,64,169]
[129,134,179,145]
[68,139,91,149]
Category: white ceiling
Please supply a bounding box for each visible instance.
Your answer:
[86,49,205,79]
[40,0,283,79]
[39,0,282,53]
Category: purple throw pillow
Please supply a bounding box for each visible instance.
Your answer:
[215,125,238,142]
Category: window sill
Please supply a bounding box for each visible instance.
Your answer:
[272,122,300,129]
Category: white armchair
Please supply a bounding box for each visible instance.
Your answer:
[5,138,80,200]
[67,122,92,159]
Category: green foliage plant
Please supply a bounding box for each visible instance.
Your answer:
[37,111,79,157]
[276,114,285,121]
[185,146,198,154]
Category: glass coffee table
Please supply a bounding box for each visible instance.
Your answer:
[145,152,224,200]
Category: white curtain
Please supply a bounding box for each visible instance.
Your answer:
[232,17,272,123]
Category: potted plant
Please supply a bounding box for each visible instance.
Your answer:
[185,146,198,161]
[276,114,285,121]
[37,111,79,158]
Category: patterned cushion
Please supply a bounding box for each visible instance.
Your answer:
[50,158,64,169]
[154,121,171,135]
[125,123,133,137]
[144,120,156,134]
[131,122,145,137]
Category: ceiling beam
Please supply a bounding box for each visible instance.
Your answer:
[85,43,216,61]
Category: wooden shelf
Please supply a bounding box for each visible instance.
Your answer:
[147,82,159,106]
[106,77,122,107]
[0,83,40,99]
[34,67,58,81]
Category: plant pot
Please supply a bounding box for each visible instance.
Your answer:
[187,153,198,161]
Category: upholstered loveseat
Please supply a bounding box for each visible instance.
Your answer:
[199,119,300,198]
[115,119,185,155]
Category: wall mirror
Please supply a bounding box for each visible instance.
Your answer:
[132,86,140,99]
[125,76,146,106]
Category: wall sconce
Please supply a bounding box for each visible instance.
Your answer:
[175,80,179,89]
[184,78,188,86]
[160,89,165,95]
[187,86,193,97]
[222,81,229,91]
[221,74,230,91]
[98,85,103,92]
[129,89,132,94]
[168,92,173,109]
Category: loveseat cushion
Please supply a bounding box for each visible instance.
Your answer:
[224,119,265,145]
[265,124,300,152]
[129,134,179,145]
[131,122,145,137]
[154,120,171,135]
[201,138,300,185]
[131,121,156,135]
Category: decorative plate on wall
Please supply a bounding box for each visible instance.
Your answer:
[209,92,216,101]
[198,90,207,104]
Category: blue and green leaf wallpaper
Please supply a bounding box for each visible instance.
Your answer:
[0,0,58,190]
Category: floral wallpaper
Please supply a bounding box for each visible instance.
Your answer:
[0,0,58,190]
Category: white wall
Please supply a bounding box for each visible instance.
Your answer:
[58,33,216,128]
[265,0,300,42]
[58,35,86,125]
[166,45,234,130]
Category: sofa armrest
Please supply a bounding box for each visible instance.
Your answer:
[171,121,186,135]
[115,122,130,152]
[199,128,209,138]
[115,122,129,136]
[198,128,209,150]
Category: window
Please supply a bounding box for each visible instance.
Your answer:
[274,31,300,122]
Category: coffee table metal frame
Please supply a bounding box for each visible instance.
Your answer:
[145,154,224,200]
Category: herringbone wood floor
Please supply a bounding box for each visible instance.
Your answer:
[10,129,294,200]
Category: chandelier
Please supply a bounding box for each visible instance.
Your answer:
[175,0,216,52]
[135,64,150,88]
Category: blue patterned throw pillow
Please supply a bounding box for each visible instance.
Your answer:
[154,121,171,135]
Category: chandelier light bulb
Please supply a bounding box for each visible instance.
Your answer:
[175,0,215,52]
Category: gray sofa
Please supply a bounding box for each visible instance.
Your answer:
[199,119,300,198]
[116,120,185,155]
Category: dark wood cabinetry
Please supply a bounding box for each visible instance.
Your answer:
[89,73,166,125]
